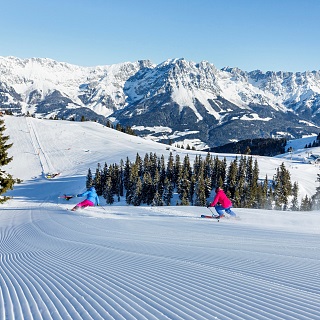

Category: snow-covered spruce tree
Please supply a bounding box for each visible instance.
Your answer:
[291,181,299,211]
[273,163,292,210]
[103,176,114,205]
[236,156,247,205]
[112,164,122,201]
[204,153,213,180]
[247,158,260,208]
[0,117,17,203]
[118,159,124,198]
[195,173,207,206]
[166,152,174,184]
[300,195,312,211]
[132,177,142,206]
[311,173,320,210]
[93,163,102,195]
[152,190,163,206]
[142,171,154,205]
[226,158,238,199]
[123,157,131,191]
[100,163,109,194]
[259,175,269,209]
[178,169,190,206]
[163,177,173,206]
[174,154,181,188]
[126,162,139,205]
[86,168,93,189]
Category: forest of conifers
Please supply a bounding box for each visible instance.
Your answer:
[85,151,313,211]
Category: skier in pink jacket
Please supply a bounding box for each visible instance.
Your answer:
[208,187,236,218]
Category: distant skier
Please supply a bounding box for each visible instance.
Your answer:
[71,186,100,211]
[208,187,236,218]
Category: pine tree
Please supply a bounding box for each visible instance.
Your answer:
[159,155,166,185]
[152,190,163,206]
[236,156,247,207]
[174,154,181,187]
[193,155,201,178]
[149,152,158,179]
[259,175,269,209]
[132,178,143,206]
[0,117,17,203]
[123,157,131,191]
[86,168,93,189]
[135,153,143,177]
[103,176,114,205]
[118,160,124,199]
[178,170,190,206]
[233,188,241,207]
[266,186,274,210]
[163,177,173,206]
[226,158,238,198]
[153,169,161,203]
[281,163,292,210]
[210,156,220,188]
[280,163,292,210]
[94,163,102,196]
[100,163,109,194]
[246,158,259,208]
[273,168,282,210]
[189,174,196,205]
[204,153,212,180]
[195,171,207,206]
[311,173,320,210]
[291,181,299,211]
[142,172,154,205]
[183,154,192,181]
[166,152,174,183]
[126,162,139,205]
[300,195,312,211]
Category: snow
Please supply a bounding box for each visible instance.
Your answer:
[1,115,320,319]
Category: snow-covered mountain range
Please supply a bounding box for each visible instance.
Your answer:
[1,56,320,147]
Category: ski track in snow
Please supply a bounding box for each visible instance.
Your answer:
[26,117,56,175]
[2,116,320,319]
[1,204,320,320]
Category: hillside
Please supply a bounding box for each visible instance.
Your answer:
[1,115,320,319]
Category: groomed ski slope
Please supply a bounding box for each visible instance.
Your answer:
[1,116,320,320]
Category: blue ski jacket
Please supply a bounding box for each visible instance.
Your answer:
[77,186,100,206]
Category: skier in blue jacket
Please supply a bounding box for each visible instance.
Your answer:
[71,186,100,211]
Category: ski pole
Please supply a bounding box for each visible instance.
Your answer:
[207,206,219,218]
[207,206,214,214]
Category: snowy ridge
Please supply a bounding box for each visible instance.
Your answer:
[1,56,320,147]
[1,115,320,319]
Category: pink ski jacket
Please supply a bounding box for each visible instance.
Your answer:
[209,189,232,208]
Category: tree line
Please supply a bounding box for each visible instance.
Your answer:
[0,116,21,203]
[86,152,309,210]
[208,138,287,157]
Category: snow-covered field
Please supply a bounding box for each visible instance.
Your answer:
[1,116,320,319]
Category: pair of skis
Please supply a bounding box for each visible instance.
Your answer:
[201,206,221,220]
[201,214,221,220]
[58,194,75,201]
[45,172,61,179]
[201,207,240,221]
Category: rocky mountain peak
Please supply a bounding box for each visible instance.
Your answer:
[1,55,320,148]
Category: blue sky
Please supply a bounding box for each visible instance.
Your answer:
[1,0,319,72]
